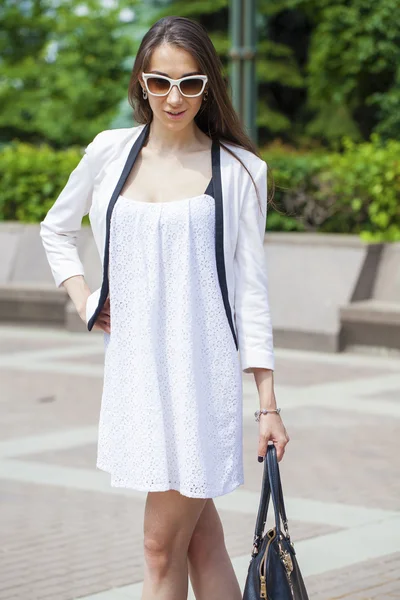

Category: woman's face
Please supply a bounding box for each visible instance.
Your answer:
[140,43,207,131]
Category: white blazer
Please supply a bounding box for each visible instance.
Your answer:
[40,122,274,372]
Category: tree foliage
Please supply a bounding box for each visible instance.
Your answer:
[0,0,136,147]
[1,0,399,148]
[299,0,400,142]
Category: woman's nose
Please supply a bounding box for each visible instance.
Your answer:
[167,84,183,103]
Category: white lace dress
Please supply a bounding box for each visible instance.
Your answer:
[96,189,244,499]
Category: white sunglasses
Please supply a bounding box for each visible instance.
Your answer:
[142,72,208,98]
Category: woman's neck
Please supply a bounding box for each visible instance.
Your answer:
[145,119,208,154]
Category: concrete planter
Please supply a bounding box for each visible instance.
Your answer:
[265,233,400,353]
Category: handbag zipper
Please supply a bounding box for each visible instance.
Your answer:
[260,575,267,598]
[258,528,276,598]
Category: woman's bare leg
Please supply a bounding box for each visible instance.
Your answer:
[141,489,208,600]
[187,498,242,599]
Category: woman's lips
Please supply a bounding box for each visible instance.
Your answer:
[165,110,186,120]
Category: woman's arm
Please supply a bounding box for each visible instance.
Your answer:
[40,135,99,288]
[233,159,289,461]
[254,367,276,409]
[62,274,110,333]
[62,274,91,321]
[40,131,110,331]
[233,159,274,372]
[254,367,289,462]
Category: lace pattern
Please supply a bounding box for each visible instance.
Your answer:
[97,193,244,498]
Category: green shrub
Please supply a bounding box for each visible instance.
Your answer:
[263,136,400,241]
[316,136,400,241]
[0,142,82,222]
[265,146,329,232]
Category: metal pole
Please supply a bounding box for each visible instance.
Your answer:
[229,0,257,143]
[229,0,242,117]
[243,0,257,144]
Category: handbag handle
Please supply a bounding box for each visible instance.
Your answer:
[252,450,272,553]
[251,445,291,555]
[266,445,285,537]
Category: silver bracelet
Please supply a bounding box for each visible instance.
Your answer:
[254,408,281,421]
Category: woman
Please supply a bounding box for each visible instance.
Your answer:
[40,15,289,600]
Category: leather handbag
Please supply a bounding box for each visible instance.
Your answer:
[242,444,309,600]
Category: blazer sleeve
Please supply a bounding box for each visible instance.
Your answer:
[233,159,275,373]
[39,133,100,288]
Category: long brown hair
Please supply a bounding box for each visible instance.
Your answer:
[127,15,273,211]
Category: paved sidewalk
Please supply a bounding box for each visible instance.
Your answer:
[1,324,400,600]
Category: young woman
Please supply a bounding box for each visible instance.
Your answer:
[40,15,289,600]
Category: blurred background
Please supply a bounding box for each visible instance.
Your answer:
[1,0,400,242]
[0,2,399,600]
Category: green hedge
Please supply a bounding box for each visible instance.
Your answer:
[263,136,400,241]
[0,142,82,223]
[1,137,399,241]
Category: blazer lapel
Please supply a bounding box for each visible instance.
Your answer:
[212,139,238,350]
[87,122,150,331]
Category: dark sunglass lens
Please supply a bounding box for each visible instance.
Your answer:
[180,78,203,96]
[147,77,170,95]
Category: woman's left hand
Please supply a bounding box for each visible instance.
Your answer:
[258,413,290,462]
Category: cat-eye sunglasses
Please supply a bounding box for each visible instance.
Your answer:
[142,73,208,98]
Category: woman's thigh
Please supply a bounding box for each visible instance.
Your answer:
[143,489,208,553]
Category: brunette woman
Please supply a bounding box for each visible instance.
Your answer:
[40,15,290,600]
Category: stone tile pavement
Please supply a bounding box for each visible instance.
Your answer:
[0,324,399,599]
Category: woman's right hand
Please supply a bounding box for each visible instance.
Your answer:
[91,296,111,334]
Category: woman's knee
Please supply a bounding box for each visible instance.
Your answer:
[143,535,175,579]
[143,490,207,574]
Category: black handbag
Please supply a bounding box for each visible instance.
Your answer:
[242,444,309,600]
